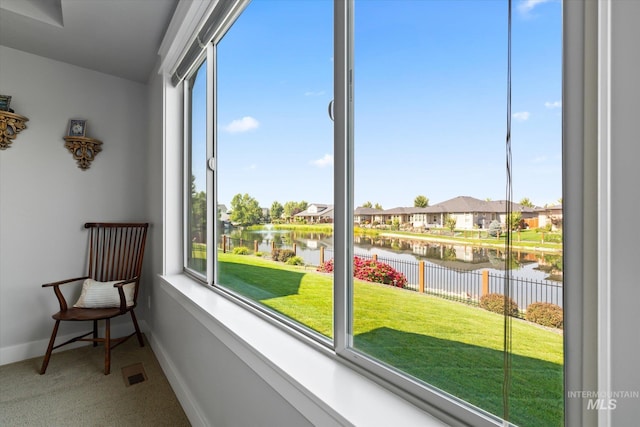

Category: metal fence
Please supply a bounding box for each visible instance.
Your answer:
[220,236,563,312]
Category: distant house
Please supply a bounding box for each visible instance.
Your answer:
[297,197,550,231]
[406,196,537,230]
[295,203,334,223]
[537,204,563,231]
[354,206,384,225]
[377,207,422,226]
[218,204,230,224]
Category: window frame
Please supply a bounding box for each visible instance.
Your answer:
[176,1,590,425]
[183,52,209,284]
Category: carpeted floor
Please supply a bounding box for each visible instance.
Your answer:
[0,335,191,426]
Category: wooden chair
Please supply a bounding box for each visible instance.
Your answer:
[40,222,149,375]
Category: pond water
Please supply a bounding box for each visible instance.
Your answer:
[221,228,563,283]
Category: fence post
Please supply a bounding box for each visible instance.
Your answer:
[482,270,489,296]
[320,246,324,265]
[419,261,425,293]
[293,243,297,254]
[272,241,275,251]
[254,240,258,252]
[223,235,227,253]
[373,254,378,261]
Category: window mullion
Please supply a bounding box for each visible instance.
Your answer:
[206,43,215,285]
[333,0,353,354]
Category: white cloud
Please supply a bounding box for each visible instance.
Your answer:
[544,100,562,109]
[244,164,257,171]
[518,0,553,16]
[304,90,326,97]
[532,156,547,163]
[223,116,259,133]
[311,154,333,168]
[513,111,530,121]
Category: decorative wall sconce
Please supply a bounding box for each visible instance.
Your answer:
[64,136,102,170]
[0,111,29,150]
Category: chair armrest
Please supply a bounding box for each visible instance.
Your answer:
[42,276,89,288]
[113,277,138,311]
[42,276,89,312]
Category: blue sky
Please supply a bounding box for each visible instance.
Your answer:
[193,0,562,210]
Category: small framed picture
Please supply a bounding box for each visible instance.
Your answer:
[0,95,11,111]
[68,119,87,137]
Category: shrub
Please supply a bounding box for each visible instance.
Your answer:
[525,302,564,329]
[271,248,297,263]
[479,293,519,317]
[317,257,407,288]
[255,251,264,257]
[232,246,251,255]
[286,256,304,266]
[353,257,407,288]
[488,220,502,237]
[317,258,334,273]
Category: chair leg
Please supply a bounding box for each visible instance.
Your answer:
[40,320,60,375]
[104,318,111,375]
[130,310,144,347]
[93,320,98,347]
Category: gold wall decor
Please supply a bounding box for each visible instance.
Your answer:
[0,111,29,150]
[63,136,102,170]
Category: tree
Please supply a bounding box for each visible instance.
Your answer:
[362,201,373,208]
[230,193,263,226]
[270,201,284,222]
[282,200,308,222]
[414,195,429,208]
[488,220,502,237]
[507,211,523,230]
[190,175,206,242]
[374,203,383,210]
[519,197,534,208]
[444,215,457,232]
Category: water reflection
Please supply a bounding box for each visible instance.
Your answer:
[222,229,563,282]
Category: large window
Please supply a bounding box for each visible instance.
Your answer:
[183,1,563,425]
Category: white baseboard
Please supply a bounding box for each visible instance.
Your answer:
[0,320,145,366]
[146,329,209,427]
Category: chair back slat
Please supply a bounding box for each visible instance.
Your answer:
[85,223,148,300]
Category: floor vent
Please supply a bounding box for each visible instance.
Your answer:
[122,363,147,387]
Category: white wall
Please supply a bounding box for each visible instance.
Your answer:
[0,46,149,364]
[609,1,640,425]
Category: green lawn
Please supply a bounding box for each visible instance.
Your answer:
[218,252,564,426]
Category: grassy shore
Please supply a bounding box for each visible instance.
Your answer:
[218,251,563,426]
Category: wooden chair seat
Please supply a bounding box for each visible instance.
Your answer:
[52,307,126,322]
[40,222,148,375]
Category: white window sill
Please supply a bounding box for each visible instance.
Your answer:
[157,273,449,427]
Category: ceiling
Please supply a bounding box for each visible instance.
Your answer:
[0,0,179,83]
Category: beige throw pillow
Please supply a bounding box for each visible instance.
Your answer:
[73,278,135,308]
